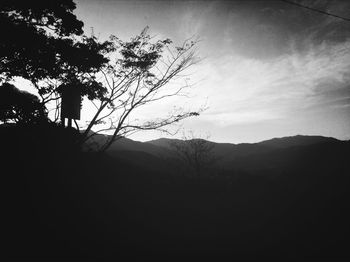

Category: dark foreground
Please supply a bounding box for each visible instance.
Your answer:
[2,125,350,261]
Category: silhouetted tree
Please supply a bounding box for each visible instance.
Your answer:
[170,131,217,177]
[1,0,80,81]
[0,0,113,114]
[80,27,202,151]
[0,83,47,124]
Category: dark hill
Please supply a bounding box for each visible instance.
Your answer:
[3,125,350,261]
[146,135,343,167]
[258,134,339,148]
[85,133,173,158]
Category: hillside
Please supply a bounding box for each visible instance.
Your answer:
[3,125,350,260]
[258,134,339,148]
[109,135,346,173]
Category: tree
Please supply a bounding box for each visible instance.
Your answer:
[0,83,47,124]
[1,0,82,82]
[170,131,218,178]
[0,0,112,116]
[80,27,202,151]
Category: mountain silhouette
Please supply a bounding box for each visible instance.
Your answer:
[103,135,346,171]
[83,133,349,181]
[258,134,339,148]
[3,126,350,260]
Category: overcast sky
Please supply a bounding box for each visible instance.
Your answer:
[74,0,350,143]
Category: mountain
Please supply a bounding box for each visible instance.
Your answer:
[226,139,349,173]
[146,135,343,163]
[90,134,342,159]
[81,134,350,260]
[147,137,239,159]
[83,132,349,177]
[258,134,339,148]
[84,132,174,158]
[108,136,173,157]
[3,125,350,260]
[147,137,182,149]
[101,134,348,177]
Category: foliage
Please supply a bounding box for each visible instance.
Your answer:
[0,0,113,107]
[0,0,82,82]
[0,83,47,124]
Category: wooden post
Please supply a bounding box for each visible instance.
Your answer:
[67,118,72,128]
[61,113,65,127]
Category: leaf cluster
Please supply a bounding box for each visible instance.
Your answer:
[116,27,172,71]
[0,0,113,101]
[0,83,47,124]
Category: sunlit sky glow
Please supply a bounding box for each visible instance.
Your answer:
[20,0,350,143]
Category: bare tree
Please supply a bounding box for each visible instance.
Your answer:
[79,27,202,151]
[170,131,218,178]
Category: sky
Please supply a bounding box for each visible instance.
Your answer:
[72,0,350,143]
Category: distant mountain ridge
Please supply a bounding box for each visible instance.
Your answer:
[98,134,347,173]
[146,134,340,158]
[103,134,341,157]
[258,135,339,148]
[86,131,341,151]
[147,134,339,147]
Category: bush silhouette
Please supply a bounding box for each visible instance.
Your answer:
[0,83,47,124]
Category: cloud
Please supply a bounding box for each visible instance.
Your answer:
[198,37,350,126]
[212,0,350,60]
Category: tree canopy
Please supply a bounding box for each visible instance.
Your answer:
[0,83,47,124]
[0,0,113,104]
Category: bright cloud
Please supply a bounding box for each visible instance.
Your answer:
[197,38,350,126]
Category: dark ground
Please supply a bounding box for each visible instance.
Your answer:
[2,124,350,261]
